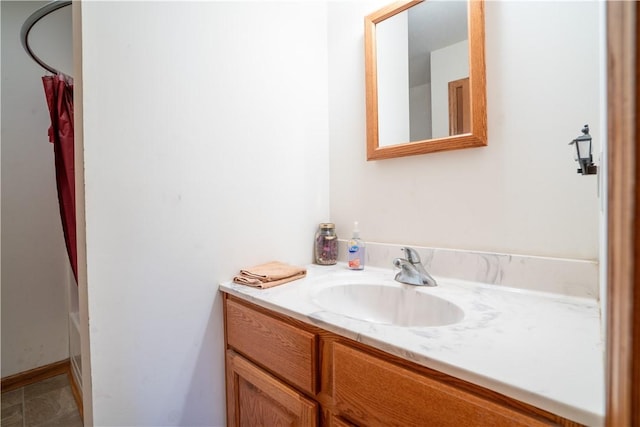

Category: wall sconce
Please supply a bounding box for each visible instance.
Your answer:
[569,124,598,175]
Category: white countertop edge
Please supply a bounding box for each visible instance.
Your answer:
[218,264,604,426]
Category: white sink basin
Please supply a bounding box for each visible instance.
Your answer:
[313,284,464,327]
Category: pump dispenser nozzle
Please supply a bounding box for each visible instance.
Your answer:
[352,221,360,238]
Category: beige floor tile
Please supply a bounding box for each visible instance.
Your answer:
[24,386,77,427]
[2,388,23,409]
[23,375,68,400]
[3,374,82,427]
[32,409,83,427]
[1,401,24,427]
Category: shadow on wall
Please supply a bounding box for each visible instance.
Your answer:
[178,293,226,427]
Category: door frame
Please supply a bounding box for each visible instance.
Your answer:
[606,2,639,426]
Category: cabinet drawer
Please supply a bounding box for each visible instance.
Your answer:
[332,343,548,427]
[225,297,317,394]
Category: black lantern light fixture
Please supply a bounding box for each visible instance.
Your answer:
[569,124,598,175]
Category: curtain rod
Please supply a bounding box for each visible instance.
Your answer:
[20,0,72,75]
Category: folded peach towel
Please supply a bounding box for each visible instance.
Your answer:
[233,261,307,289]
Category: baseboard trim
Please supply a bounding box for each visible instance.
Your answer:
[1,359,70,392]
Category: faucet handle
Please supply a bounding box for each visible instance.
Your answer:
[401,247,422,265]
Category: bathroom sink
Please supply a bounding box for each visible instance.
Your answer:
[312,284,464,327]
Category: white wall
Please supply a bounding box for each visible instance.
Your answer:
[431,39,469,138]
[329,0,602,261]
[376,10,410,147]
[596,0,608,338]
[1,1,72,378]
[79,2,329,425]
[409,82,431,140]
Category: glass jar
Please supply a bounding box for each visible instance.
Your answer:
[315,223,338,265]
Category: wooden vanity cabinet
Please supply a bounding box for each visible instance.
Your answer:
[222,294,583,427]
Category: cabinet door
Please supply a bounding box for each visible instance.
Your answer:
[226,350,318,427]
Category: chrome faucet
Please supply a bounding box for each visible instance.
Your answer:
[393,247,437,286]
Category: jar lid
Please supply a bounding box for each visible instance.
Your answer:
[319,222,335,229]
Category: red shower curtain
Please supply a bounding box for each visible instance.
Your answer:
[43,74,77,281]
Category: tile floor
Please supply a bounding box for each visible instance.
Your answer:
[1,374,82,427]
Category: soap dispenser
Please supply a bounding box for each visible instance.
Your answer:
[347,221,366,270]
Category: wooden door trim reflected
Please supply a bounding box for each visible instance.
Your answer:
[448,77,470,136]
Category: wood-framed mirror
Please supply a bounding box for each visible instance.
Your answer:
[365,0,487,160]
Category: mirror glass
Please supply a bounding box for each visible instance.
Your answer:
[377,1,468,145]
[365,0,487,160]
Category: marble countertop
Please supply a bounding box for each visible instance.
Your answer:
[219,263,604,426]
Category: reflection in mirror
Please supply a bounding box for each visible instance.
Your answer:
[365,0,486,160]
[377,1,468,145]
